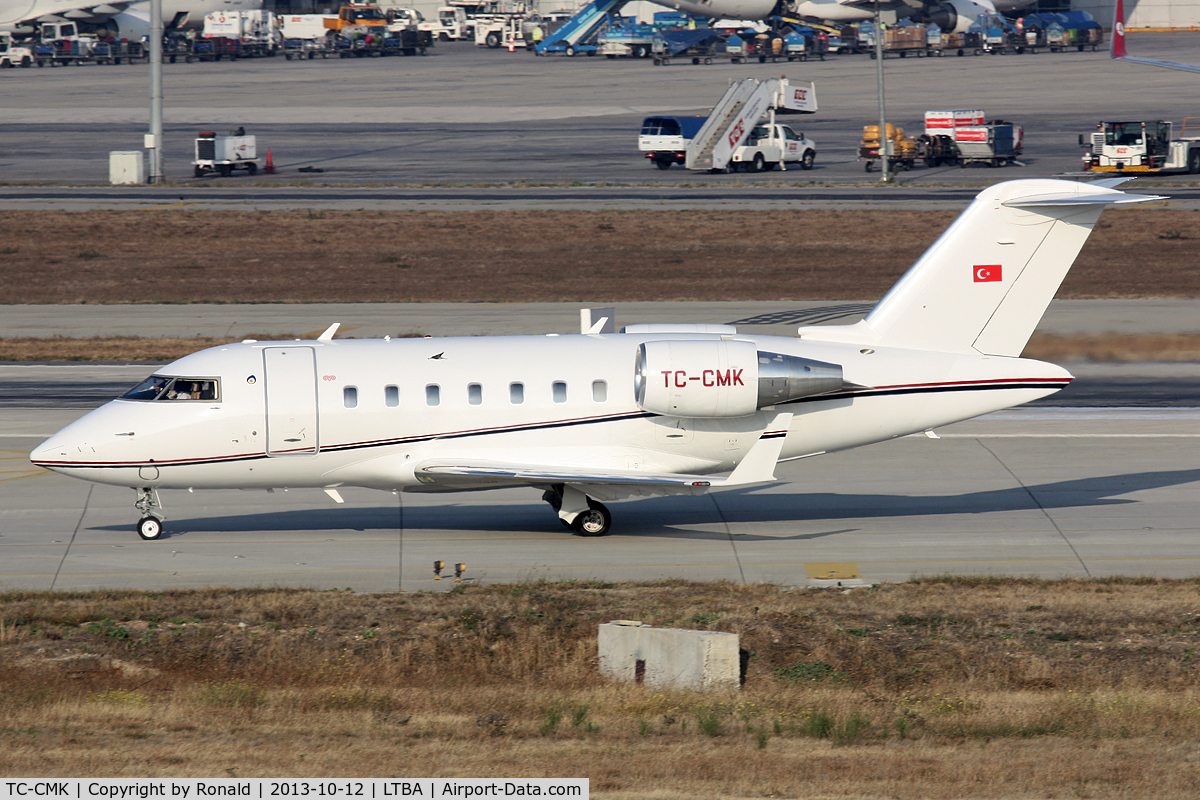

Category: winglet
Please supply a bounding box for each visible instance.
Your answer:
[317,323,340,341]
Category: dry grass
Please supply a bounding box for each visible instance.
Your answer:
[3,332,1199,363]
[2,208,1200,305]
[5,578,1200,797]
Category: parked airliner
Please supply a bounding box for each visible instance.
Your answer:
[659,0,1035,33]
[31,179,1158,541]
[1112,0,1200,74]
[0,0,261,37]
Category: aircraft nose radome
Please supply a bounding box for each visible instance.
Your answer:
[30,436,69,467]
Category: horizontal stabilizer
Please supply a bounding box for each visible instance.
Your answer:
[1005,190,1164,207]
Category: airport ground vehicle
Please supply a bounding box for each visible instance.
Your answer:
[193,130,259,177]
[955,121,1022,167]
[203,10,279,56]
[685,77,817,171]
[860,123,919,171]
[420,6,469,39]
[639,78,817,172]
[474,15,524,48]
[281,14,337,58]
[639,115,707,168]
[323,4,389,35]
[0,31,33,67]
[1081,119,1200,174]
[729,123,815,171]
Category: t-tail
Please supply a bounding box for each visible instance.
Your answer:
[798,179,1162,355]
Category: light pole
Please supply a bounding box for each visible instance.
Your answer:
[874,0,889,183]
[147,0,164,183]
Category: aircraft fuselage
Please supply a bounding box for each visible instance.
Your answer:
[32,332,1070,494]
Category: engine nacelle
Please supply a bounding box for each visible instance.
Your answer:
[635,340,844,418]
[929,0,997,34]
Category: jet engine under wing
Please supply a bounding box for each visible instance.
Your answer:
[414,413,794,497]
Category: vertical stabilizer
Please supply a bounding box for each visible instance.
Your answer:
[844,180,1161,356]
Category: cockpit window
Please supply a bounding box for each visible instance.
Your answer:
[122,375,220,402]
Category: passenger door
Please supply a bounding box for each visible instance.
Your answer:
[263,346,319,455]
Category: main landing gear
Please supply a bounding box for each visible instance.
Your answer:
[543,484,612,537]
[134,487,165,540]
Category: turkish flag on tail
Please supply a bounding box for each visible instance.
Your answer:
[974,264,1002,283]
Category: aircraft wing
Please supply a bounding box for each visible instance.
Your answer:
[1112,0,1200,73]
[415,460,718,495]
[414,412,795,497]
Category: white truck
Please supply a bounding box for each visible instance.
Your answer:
[474,15,528,49]
[728,123,816,172]
[420,6,469,40]
[0,31,33,68]
[1081,119,1200,174]
[203,10,280,56]
[383,7,424,30]
[193,130,259,178]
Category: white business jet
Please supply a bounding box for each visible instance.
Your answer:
[32,178,1158,541]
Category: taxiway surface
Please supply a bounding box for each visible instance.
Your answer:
[4,405,1198,591]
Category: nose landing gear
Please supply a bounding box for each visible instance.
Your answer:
[134,487,165,540]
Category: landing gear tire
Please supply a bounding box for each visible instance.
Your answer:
[137,516,163,540]
[572,501,611,537]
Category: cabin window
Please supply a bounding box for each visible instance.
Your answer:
[121,375,220,402]
[343,386,358,409]
[385,385,399,407]
[552,381,567,404]
[468,383,482,406]
[426,384,440,406]
[510,382,524,404]
[592,380,607,403]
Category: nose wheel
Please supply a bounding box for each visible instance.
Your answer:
[137,515,164,540]
[133,487,165,541]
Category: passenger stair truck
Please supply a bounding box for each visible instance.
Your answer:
[684,77,818,172]
[535,0,626,56]
[1081,119,1200,174]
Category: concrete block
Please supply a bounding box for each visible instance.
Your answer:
[598,620,740,692]
[109,151,145,185]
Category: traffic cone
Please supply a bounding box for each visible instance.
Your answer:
[508,37,514,52]
[265,149,275,175]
